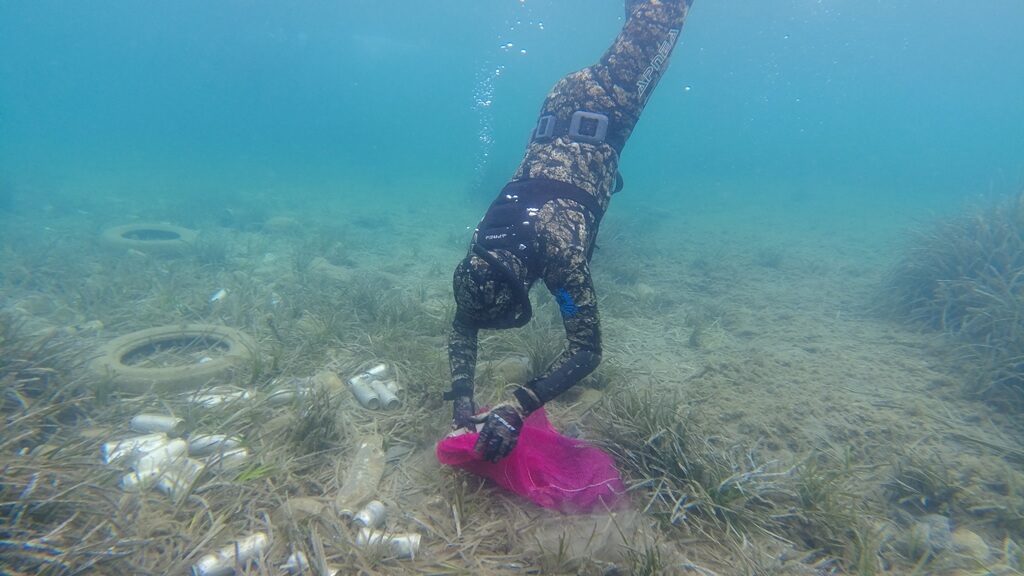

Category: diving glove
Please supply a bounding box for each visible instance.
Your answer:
[470,403,526,463]
[451,395,477,432]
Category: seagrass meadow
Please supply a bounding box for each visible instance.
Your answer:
[3,1,1024,574]
[2,185,1024,575]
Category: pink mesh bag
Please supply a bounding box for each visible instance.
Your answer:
[437,408,627,514]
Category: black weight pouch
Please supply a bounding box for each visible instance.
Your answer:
[470,178,605,329]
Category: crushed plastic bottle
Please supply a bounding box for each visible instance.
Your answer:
[334,435,385,518]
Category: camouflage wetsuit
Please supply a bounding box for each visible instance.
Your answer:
[448,0,693,416]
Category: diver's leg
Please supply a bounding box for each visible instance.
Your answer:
[512,0,693,203]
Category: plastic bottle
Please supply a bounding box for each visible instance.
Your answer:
[334,435,385,517]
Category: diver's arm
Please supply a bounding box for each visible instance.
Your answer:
[517,339,601,412]
[515,249,603,412]
[446,315,479,429]
[470,264,601,463]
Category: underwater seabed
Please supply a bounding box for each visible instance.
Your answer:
[1,187,1023,575]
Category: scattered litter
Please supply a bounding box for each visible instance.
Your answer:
[135,438,188,471]
[209,288,227,303]
[354,500,387,529]
[204,446,250,474]
[371,380,400,410]
[346,363,403,410]
[155,457,206,502]
[191,532,268,576]
[280,551,340,576]
[187,434,242,456]
[129,413,186,437]
[102,433,170,465]
[187,386,252,407]
[355,528,421,559]
[266,376,317,406]
[103,414,249,503]
[334,435,385,517]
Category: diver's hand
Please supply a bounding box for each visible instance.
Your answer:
[470,403,525,463]
[451,396,477,432]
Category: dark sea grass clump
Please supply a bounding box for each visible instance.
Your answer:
[0,314,134,574]
[883,191,1024,400]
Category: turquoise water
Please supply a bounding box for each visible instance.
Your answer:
[1,0,1022,220]
[3,3,1024,570]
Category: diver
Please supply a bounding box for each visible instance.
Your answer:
[445,0,695,462]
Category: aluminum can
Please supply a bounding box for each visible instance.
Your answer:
[188,387,251,407]
[279,551,340,576]
[205,447,250,474]
[135,438,188,471]
[156,457,206,502]
[348,363,388,387]
[279,551,310,573]
[129,413,186,437]
[371,381,400,410]
[191,532,269,576]
[354,500,386,529]
[365,363,388,378]
[356,528,421,559]
[187,434,242,457]
[348,379,380,409]
[102,433,169,464]
[266,377,316,406]
[347,363,390,409]
[120,468,162,491]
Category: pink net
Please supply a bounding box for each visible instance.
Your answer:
[436,408,627,514]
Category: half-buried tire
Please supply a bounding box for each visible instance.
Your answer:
[91,324,257,393]
[101,223,198,256]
